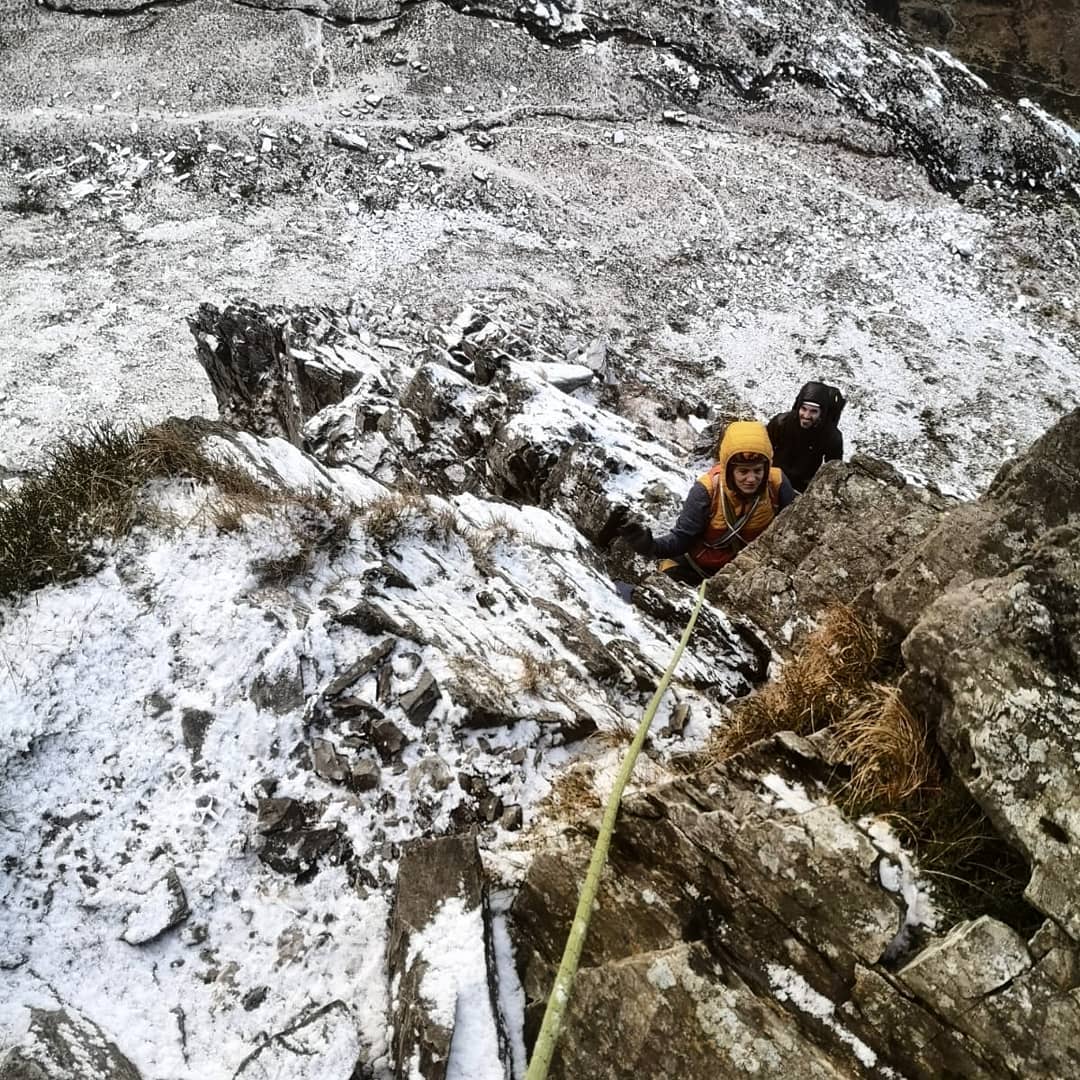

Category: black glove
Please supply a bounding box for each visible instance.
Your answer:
[620,521,655,557]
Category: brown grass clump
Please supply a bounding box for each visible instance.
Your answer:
[833,684,938,809]
[464,517,518,577]
[361,491,427,545]
[0,420,324,599]
[710,605,879,759]
[704,603,1039,932]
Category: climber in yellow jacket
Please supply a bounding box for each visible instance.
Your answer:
[619,420,796,585]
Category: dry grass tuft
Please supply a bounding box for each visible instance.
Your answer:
[710,604,880,759]
[535,763,602,819]
[704,603,1038,932]
[0,420,321,599]
[464,517,518,577]
[833,684,938,809]
[361,491,427,545]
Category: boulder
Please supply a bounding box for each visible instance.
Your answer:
[0,1008,141,1080]
[121,869,190,945]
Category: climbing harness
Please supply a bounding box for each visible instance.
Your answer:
[523,579,708,1080]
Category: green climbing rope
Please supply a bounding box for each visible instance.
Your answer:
[523,578,708,1080]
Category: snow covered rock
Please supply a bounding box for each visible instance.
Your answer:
[389,835,505,1080]
[232,1001,364,1080]
[120,869,190,946]
[0,1007,141,1080]
[873,405,1080,640]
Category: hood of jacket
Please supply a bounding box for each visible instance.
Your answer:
[793,380,833,413]
[718,420,774,491]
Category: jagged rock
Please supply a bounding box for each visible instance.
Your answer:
[704,455,951,651]
[188,301,389,444]
[872,407,1080,640]
[399,671,441,724]
[181,707,214,762]
[372,719,409,761]
[409,754,452,792]
[249,662,305,715]
[897,916,1080,1077]
[532,361,595,393]
[478,794,503,823]
[350,758,381,792]
[232,1001,363,1080]
[542,942,861,1079]
[388,835,504,1080]
[499,804,523,831]
[337,599,427,644]
[324,638,396,697]
[512,733,1029,1077]
[121,869,190,945]
[254,797,345,878]
[311,739,350,785]
[900,525,1080,939]
[0,1007,142,1080]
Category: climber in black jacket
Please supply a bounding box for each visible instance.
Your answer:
[766,381,845,494]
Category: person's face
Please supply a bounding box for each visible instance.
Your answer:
[798,402,822,429]
[732,461,766,495]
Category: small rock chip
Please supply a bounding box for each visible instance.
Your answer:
[395,135,416,151]
[612,130,626,145]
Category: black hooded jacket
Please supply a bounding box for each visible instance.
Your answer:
[766,381,844,493]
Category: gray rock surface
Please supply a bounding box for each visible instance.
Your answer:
[0,1008,142,1080]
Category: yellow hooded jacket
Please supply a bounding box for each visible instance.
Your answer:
[685,420,784,573]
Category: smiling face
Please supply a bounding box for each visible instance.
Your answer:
[798,402,823,429]
[732,459,767,495]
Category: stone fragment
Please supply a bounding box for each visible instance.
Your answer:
[0,1008,141,1080]
[121,869,190,945]
[399,671,440,724]
[181,707,214,762]
[351,759,381,791]
[329,129,369,152]
[372,720,409,760]
[324,639,396,697]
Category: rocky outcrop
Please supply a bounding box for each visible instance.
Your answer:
[511,406,1080,1078]
[900,525,1080,939]
[388,835,506,1080]
[705,454,953,650]
[0,1008,142,1080]
[512,733,1017,1078]
[892,0,1080,120]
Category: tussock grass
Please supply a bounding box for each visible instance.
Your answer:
[710,605,879,758]
[362,491,427,545]
[0,420,321,599]
[464,517,518,577]
[707,604,1037,931]
[833,684,938,809]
